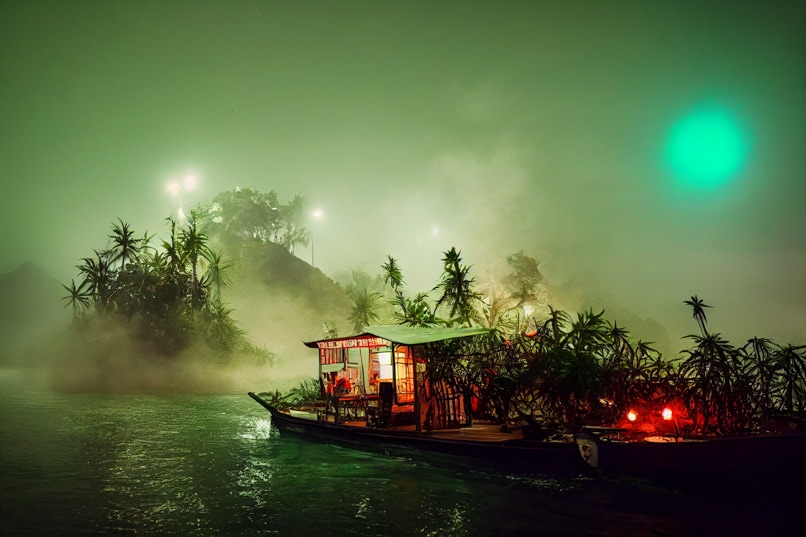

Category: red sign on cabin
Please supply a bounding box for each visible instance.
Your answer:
[316,336,388,349]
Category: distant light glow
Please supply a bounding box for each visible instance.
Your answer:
[312,208,323,219]
[185,174,197,191]
[431,226,439,236]
[167,181,180,197]
[665,104,748,188]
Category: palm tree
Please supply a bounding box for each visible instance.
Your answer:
[201,251,231,304]
[346,270,383,332]
[61,279,92,319]
[434,247,482,326]
[347,286,382,332]
[558,310,610,427]
[162,217,184,269]
[179,212,213,308]
[741,337,779,422]
[773,343,806,413]
[598,321,636,422]
[393,292,438,327]
[516,308,609,430]
[77,249,115,311]
[680,331,740,434]
[204,301,246,352]
[679,297,759,434]
[109,218,140,269]
[684,295,711,336]
[381,255,403,292]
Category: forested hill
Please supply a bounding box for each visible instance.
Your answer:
[222,239,351,368]
[0,245,350,371]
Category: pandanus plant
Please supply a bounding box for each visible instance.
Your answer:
[678,296,806,435]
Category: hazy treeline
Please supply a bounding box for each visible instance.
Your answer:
[5,183,801,415]
[330,248,806,436]
[48,187,355,393]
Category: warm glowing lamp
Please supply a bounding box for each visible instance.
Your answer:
[377,352,393,380]
[627,410,637,422]
[662,408,673,421]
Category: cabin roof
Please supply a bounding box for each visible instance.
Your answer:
[303,325,489,348]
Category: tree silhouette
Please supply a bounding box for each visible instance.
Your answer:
[502,251,543,307]
[774,343,806,413]
[381,255,403,292]
[61,278,92,319]
[77,249,115,312]
[684,295,711,336]
[109,218,140,269]
[434,247,482,326]
[345,270,384,332]
[201,250,231,305]
[62,212,264,361]
[179,211,213,309]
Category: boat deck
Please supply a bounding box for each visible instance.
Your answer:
[314,414,529,443]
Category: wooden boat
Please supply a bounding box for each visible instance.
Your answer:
[248,391,593,477]
[575,425,806,489]
[251,324,805,485]
[248,325,595,476]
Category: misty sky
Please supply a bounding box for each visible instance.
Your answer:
[1,0,804,346]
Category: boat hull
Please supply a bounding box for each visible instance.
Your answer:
[248,392,592,477]
[576,428,806,490]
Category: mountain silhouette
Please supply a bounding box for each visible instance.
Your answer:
[0,262,71,365]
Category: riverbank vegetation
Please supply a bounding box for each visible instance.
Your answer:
[58,185,805,420]
[333,249,806,437]
[61,186,317,366]
[61,213,273,364]
[59,187,350,392]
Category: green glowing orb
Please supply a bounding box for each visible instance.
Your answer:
[665,105,748,188]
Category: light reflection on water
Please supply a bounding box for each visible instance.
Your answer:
[0,379,802,536]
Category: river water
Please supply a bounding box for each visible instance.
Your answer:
[1,371,802,536]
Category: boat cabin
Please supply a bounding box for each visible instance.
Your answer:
[304,325,488,431]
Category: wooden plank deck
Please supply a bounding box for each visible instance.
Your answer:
[332,417,524,443]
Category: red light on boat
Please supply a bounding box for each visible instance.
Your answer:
[662,408,673,420]
[627,410,637,422]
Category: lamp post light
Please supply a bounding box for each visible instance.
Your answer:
[311,208,323,267]
[166,173,199,220]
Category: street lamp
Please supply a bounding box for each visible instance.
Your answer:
[166,173,199,220]
[311,208,323,267]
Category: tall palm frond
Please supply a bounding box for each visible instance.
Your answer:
[61,279,92,318]
[109,218,140,269]
[684,295,711,336]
